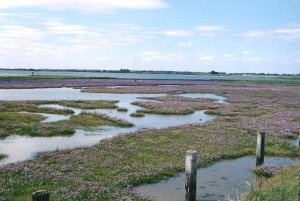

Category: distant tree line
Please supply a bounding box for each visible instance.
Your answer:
[1,68,299,76]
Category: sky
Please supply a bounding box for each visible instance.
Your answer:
[0,0,299,74]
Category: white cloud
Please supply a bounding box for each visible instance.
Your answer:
[162,29,192,37]
[177,41,192,47]
[222,52,261,62]
[195,25,226,36]
[0,25,59,57]
[141,51,183,61]
[242,57,261,61]
[242,51,252,55]
[44,22,96,35]
[241,30,266,38]
[0,0,168,11]
[197,53,215,63]
[0,25,44,41]
[223,53,233,58]
[0,21,151,59]
[68,23,141,46]
[241,25,300,41]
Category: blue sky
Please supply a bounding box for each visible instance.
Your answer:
[0,0,299,73]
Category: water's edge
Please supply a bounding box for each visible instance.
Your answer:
[133,156,298,201]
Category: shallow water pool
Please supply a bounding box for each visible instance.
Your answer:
[134,156,298,201]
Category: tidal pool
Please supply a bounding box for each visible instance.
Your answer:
[134,156,298,201]
[0,88,220,165]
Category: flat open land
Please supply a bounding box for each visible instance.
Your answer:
[0,77,299,89]
[0,78,299,200]
[0,78,223,89]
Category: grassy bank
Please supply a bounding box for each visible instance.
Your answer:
[55,112,134,128]
[0,112,75,138]
[57,100,118,109]
[0,101,74,115]
[0,111,133,139]
[244,164,300,201]
[130,112,145,117]
[117,107,128,112]
[0,83,299,200]
[0,100,130,138]
[132,96,218,115]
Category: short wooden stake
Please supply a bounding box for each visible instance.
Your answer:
[32,190,49,201]
[185,150,198,201]
[256,131,265,166]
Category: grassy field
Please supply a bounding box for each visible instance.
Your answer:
[0,82,299,200]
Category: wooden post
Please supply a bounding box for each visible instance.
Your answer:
[185,150,198,201]
[256,131,265,166]
[32,190,49,201]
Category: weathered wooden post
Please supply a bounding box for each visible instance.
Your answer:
[32,190,49,201]
[256,131,265,166]
[185,150,198,201]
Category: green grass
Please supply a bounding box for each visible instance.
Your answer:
[0,112,45,123]
[204,110,222,115]
[129,112,145,117]
[244,164,300,201]
[56,112,134,128]
[0,100,119,114]
[136,108,194,115]
[58,100,118,109]
[131,100,213,115]
[205,109,239,117]
[0,103,75,138]
[0,154,7,160]
[131,96,219,115]
[0,112,75,138]
[0,100,130,138]
[294,116,300,123]
[0,111,133,139]
[117,107,128,112]
[0,101,74,115]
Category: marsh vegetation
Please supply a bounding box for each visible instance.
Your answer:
[0,100,131,139]
[0,81,299,200]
